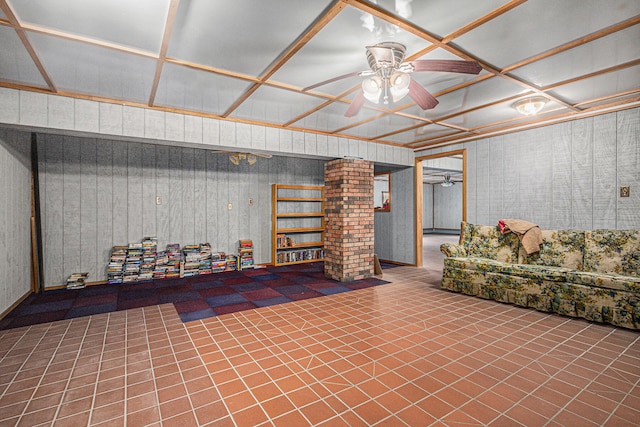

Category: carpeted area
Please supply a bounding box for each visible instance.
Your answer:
[0,262,390,330]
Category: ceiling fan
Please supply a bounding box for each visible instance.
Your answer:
[440,173,460,187]
[303,42,482,117]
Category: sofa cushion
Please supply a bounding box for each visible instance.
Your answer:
[444,257,570,282]
[565,270,640,292]
[520,229,585,270]
[583,230,640,277]
[462,222,520,263]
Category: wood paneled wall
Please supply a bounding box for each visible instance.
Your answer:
[374,167,416,264]
[37,135,324,288]
[417,107,640,230]
[0,129,32,314]
[422,183,462,231]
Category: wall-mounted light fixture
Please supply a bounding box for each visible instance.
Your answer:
[513,96,548,116]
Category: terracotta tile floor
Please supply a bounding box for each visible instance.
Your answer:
[1,263,640,426]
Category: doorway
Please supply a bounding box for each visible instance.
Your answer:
[414,149,466,267]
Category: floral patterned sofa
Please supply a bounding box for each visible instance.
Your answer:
[440,222,640,330]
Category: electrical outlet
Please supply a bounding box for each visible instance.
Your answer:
[227,203,233,210]
[156,196,162,205]
[620,186,630,197]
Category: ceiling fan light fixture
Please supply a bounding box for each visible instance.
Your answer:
[513,96,548,116]
[362,76,382,103]
[389,72,410,102]
[441,174,455,187]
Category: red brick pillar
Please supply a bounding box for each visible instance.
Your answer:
[324,159,374,282]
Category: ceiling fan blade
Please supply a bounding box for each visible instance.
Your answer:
[344,90,366,117]
[408,80,439,110]
[302,71,364,92]
[410,59,482,75]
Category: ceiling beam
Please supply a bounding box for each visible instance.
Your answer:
[221,1,347,118]
[148,0,181,106]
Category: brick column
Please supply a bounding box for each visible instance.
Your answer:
[324,158,374,282]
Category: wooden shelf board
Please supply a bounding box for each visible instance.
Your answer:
[277,212,324,218]
[276,241,323,249]
[274,259,324,266]
[277,197,323,202]
[276,227,325,233]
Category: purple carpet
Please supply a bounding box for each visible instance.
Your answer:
[1,263,390,329]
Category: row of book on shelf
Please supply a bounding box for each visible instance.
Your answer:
[276,248,324,264]
[276,234,296,248]
[106,237,253,285]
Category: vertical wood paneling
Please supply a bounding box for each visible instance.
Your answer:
[0,129,31,313]
[182,149,196,243]
[194,149,207,243]
[112,141,128,245]
[488,136,504,222]
[205,151,218,246]
[127,143,143,242]
[552,122,573,229]
[141,144,157,237]
[592,114,617,229]
[80,138,98,281]
[168,147,183,244]
[61,137,81,283]
[501,136,519,220]
[475,141,491,225]
[571,118,594,229]
[96,140,113,276]
[616,108,640,229]
[216,154,230,253]
[155,145,170,249]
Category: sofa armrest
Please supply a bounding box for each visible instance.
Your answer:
[440,243,467,258]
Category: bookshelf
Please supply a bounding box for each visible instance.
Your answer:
[272,184,325,266]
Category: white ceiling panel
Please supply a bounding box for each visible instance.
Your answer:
[511,26,640,87]
[455,0,640,69]
[154,63,253,116]
[374,0,510,38]
[168,0,333,76]
[343,113,417,139]
[292,96,381,133]
[230,85,327,124]
[1,1,637,152]
[547,65,640,105]
[415,76,525,120]
[29,33,156,103]
[0,25,47,87]
[9,0,170,53]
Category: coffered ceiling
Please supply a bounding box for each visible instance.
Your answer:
[1,0,639,152]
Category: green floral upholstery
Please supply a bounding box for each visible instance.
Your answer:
[440,223,640,330]
[583,230,640,277]
[520,229,585,270]
[462,222,520,263]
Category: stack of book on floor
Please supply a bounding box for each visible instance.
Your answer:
[211,252,227,273]
[182,244,201,277]
[238,239,254,270]
[123,243,143,283]
[166,243,181,278]
[153,250,168,279]
[107,245,127,284]
[139,237,157,281]
[199,243,212,275]
[66,272,89,289]
[225,254,238,271]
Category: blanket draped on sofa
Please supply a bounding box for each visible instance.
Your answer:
[440,222,640,330]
